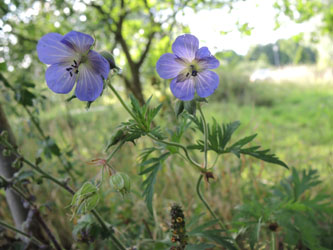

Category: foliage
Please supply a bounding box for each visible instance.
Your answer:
[233,167,333,249]
[246,38,317,66]
[274,0,333,34]
[0,0,332,249]
[188,117,288,168]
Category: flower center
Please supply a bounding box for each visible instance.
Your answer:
[66,59,80,77]
[185,64,198,78]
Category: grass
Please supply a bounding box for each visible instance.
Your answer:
[1,79,333,248]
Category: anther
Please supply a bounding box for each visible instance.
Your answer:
[191,70,198,77]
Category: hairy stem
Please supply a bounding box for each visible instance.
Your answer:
[198,105,208,170]
[271,232,276,250]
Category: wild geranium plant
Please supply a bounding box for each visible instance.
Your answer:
[0,32,291,250]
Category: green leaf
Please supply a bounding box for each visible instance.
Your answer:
[39,136,61,158]
[184,100,197,116]
[141,162,160,215]
[249,217,262,250]
[175,100,185,117]
[239,146,288,169]
[14,88,36,107]
[188,119,241,153]
[228,134,257,157]
[106,127,127,150]
[139,152,170,215]
[220,121,241,150]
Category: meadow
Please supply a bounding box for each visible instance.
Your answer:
[1,70,332,249]
[1,0,333,249]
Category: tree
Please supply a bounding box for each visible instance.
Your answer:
[274,0,333,35]
[0,0,241,104]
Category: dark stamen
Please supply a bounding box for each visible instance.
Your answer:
[186,72,190,77]
[66,67,72,71]
[73,60,77,66]
[191,70,198,77]
[75,70,79,74]
[70,72,73,77]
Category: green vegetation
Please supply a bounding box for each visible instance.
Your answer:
[0,0,332,249]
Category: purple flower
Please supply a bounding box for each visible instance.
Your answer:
[37,31,110,101]
[156,34,220,101]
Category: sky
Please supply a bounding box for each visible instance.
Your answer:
[178,0,317,55]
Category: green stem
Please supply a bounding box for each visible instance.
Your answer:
[197,106,241,250]
[107,82,137,122]
[23,107,46,139]
[21,157,75,195]
[198,105,208,170]
[147,134,202,171]
[196,175,226,230]
[0,220,45,247]
[106,141,125,164]
[107,82,203,172]
[271,232,276,250]
[91,210,126,250]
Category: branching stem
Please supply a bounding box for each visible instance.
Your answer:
[0,140,126,250]
[197,105,241,250]
[107,82,203,172]
[0,220,45,247]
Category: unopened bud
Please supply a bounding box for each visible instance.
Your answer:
[100,51,117,70]
[109,172,131,196]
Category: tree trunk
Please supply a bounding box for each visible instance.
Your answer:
[0,104,48,246]
[0,104,28,231]
[131,69,145,105]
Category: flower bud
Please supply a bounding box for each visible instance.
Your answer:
[109,172,131,196]
[100,51,117,70]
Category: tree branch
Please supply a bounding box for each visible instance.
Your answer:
[136,31,156,68]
